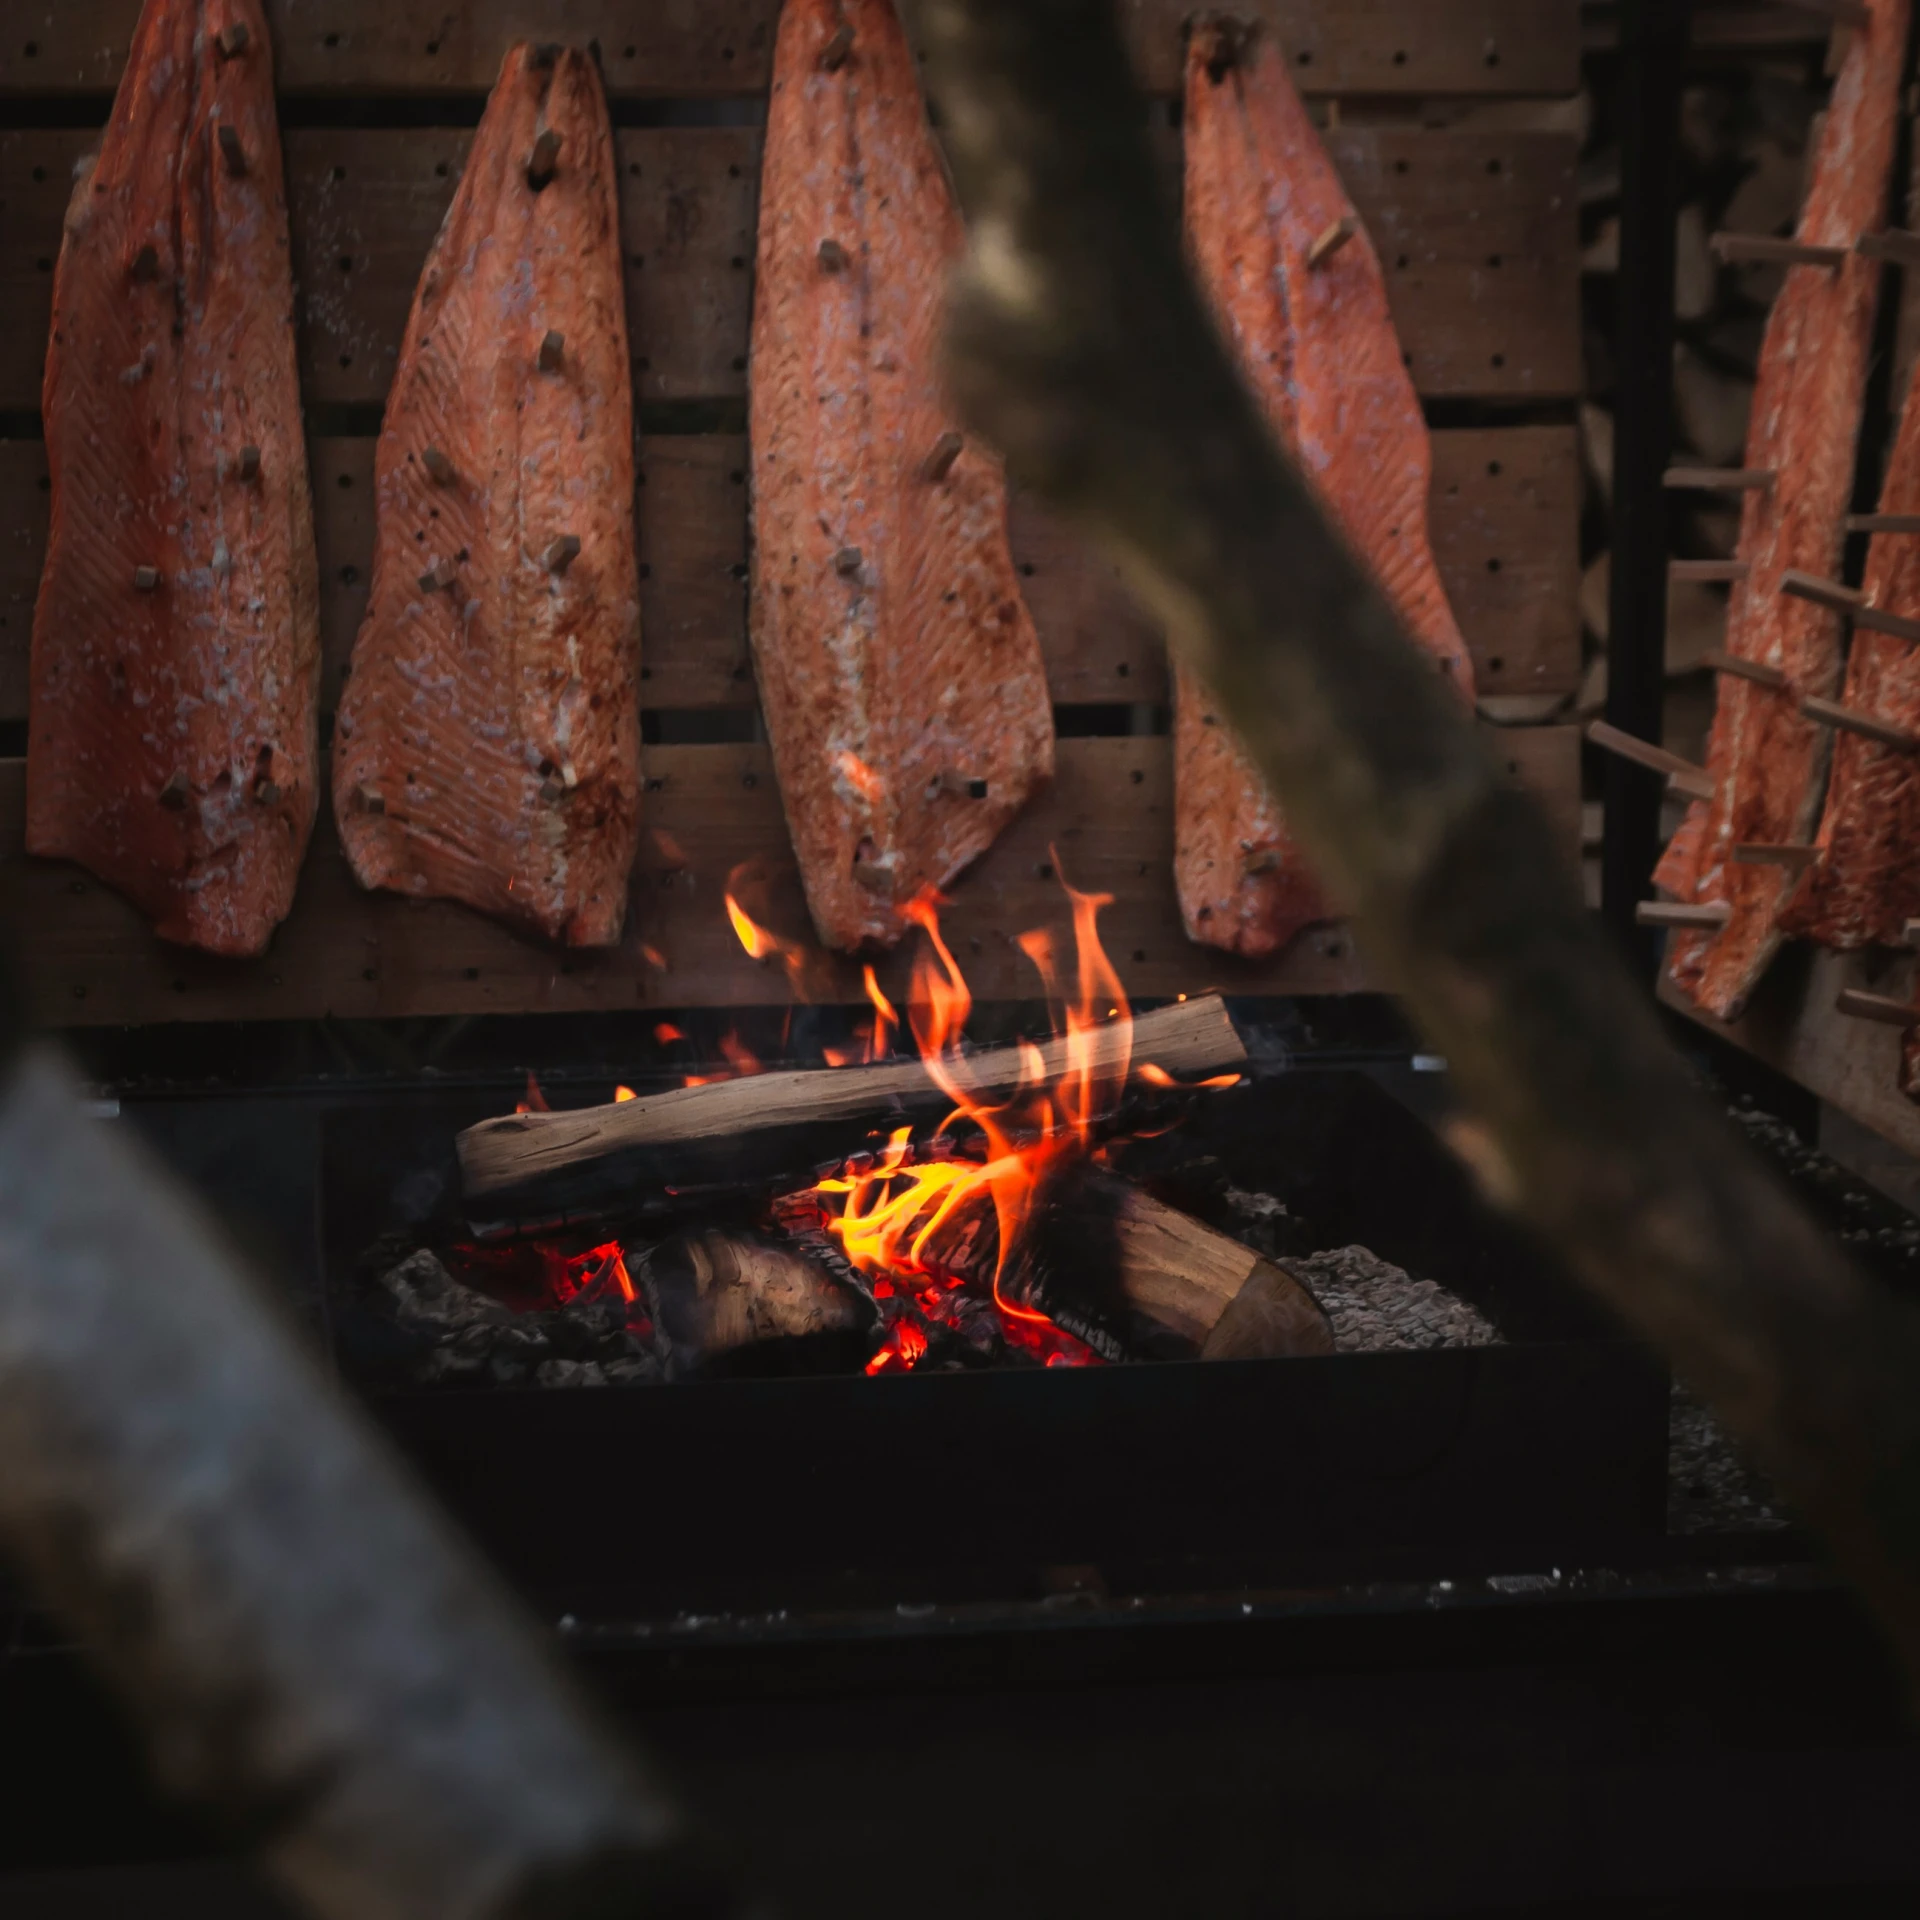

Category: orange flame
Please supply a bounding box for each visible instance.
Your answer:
[726,862,813,1000]
[815,875,1133,1333]
[653,1021,685,1045]
[614,1085,637,1103]
[514,1070,551,1116]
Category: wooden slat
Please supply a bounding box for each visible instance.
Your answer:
[1662,951,1920,1163]
[0,2,1578,98]
[0,727,1579,1026]
[0,125,1580,409]
[0,425,1581,717]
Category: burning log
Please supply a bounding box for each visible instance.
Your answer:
[457,992,1249,1233]
[986,1162,1330,1361]
[643,1229,872,1376]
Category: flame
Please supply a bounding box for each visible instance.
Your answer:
[514,1070,551,1116]
[614,1085,637,1103]
[726,862,813,999]
[814,876,1133,1336]
[654,1021,685,1045]
[718,1032,764,1077]
[862,965,898,1061]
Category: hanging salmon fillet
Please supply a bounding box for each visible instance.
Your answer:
[28,0,318,957]
[1177,19,1473,958]
[333,44,640,947]
[749,0,1054,952]
[1778,352,1920,965]
[1653,0,1906,1021]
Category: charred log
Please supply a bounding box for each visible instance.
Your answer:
[457,993,1248,1234]
[913,1158,1330,1361]
[643,1230,872,1378]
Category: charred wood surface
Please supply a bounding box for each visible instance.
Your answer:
[457,992,1248,1231]
[915,1158,1331,1362]
[645,1229,871,1377]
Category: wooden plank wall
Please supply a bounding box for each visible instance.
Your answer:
[0,0,1582,1026]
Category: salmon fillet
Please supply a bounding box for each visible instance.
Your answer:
[29,0,318,957]
[333,44,640,947]
[1653,0,1906,1021]
[1777,355,1920,952]
[749,0,1054,952]
[1176,20,1473,959]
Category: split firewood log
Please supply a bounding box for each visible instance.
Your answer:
[457,992,1249,1233]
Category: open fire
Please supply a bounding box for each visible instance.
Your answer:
[406,872,1331,1386]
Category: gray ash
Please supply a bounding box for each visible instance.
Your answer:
[371,1246,661,1389]
[1669,1385,1788,1535]
[1218,1191,1501,1352]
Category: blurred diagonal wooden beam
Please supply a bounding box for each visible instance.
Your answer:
[901,0,1920,1685]
[0,1034,735,1919]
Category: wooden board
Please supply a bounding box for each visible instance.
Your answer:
[0,727,1578,1026]
[0,425,1581,716]
[0,2,1578,99]
[0,125,1580,410]
[1662,949,1920,1163]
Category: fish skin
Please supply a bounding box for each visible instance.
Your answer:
[1177,20,1473,959]
[749,0,1054,953]
[333,44,640,948]
[1654,0,1906,1022]
[28,0,319,958]
[1778,356,1920,953]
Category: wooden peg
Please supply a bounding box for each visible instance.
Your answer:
[1858,229,1920,267]
[1853,602,1920,645]
[214,20,250,58]
[527,129,561,189]
[1587,720,1715,800]
[418,557,456,593]
[1847,512,1920,533]
[133,565,160,592]
[537,329,564,373]
[421,445,455,486]
[920,430,965,483]
[1636,901,1732,930]
[1780,568,1865,616]
[1731,843,1820,870]
[817,238,849,273]
[130,243,160,284]
[1663,466,1776,491]
[1800,694,1920,752]
[820,22,855,69]
[542,535,582,576]
[1836,987,1920,1026]
[158,770,190,811]
[217,123,246,177]
[1670,558,1750,584]
[1902,919,1920,948]
[235,443,260,482]
[1307,215,1358,270]
[1705,650,1789,691]
[833,546,863,577]
[1709,232,1848,268]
